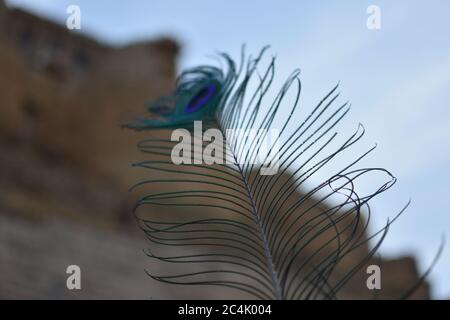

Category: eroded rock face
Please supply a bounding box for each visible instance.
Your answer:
[0,2,430,299]
[0,2,178,228]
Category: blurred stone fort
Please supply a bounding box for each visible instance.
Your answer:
[0,1,430,299]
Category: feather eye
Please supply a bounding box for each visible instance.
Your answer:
[184,82,218,114]
[125,65,227,130]
[126,47,441,300]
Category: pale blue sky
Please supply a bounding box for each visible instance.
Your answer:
[6,0,450,298]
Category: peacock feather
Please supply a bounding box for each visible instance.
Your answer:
[125,47,442,300]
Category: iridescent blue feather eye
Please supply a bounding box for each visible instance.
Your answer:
[184,83,216,113]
